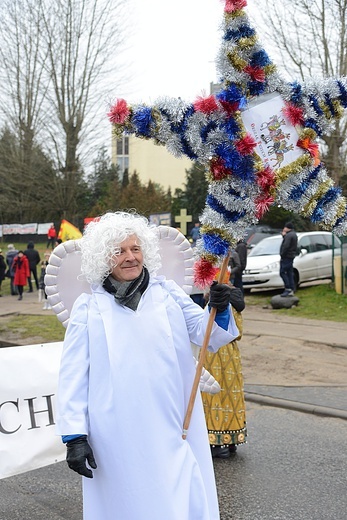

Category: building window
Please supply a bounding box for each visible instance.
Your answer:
[116,136,129,180]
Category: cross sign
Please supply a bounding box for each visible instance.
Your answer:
[108,0,347,288]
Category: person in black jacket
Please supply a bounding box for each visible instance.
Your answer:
[24,241,41,292]
[279,222,298,297]
[234,239,247,293]
[0,249,6,297]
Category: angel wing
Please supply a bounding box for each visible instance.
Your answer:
[44,225,195,327]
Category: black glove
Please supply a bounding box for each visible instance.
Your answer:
[208,281,232,312]
[66,435,97,478]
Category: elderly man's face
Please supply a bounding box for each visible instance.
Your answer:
[111,234,144,282]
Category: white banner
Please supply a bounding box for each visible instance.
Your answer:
[3,223,37,235]
[37,222,54,235]
[241,93,303,170]
[0,342,65,479]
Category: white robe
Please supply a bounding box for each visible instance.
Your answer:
[56,276,239,520]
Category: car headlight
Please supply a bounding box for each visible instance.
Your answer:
[260,261,280,272]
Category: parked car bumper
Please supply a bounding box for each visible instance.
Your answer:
[242,270,283,289]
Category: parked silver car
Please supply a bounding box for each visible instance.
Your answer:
[242,231,342,291]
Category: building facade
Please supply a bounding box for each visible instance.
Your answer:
[111,134,193,192]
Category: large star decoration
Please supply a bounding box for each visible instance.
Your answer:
[108,0,347,288]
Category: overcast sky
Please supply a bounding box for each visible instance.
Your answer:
[111,0,265,106]
[114,0,225,104]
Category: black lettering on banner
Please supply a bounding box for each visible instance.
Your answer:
[25,395,55,430]
[0,399,21,434]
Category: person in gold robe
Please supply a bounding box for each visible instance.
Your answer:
[202,278,246,458]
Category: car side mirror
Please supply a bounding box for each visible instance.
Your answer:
[300,247,308,256]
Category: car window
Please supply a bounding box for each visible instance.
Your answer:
[299,236,314,253]
[323,234,341,249]
[248,236,282,256]
[312,234,330,252]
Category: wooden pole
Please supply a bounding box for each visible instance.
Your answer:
[182,253,230,439]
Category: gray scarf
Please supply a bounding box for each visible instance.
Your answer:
[103,267,149,311]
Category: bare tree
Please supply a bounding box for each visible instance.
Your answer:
[0,0,127,223]
[0,0,52,219]
[250,0,347,187]
[40,0,127,221]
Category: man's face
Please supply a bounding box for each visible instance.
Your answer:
[110,234,144,282]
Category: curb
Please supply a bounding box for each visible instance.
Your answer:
[242,332,347,351]
[245,392,347,420]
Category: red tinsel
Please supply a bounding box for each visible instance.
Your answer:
[194,259,219,289]
[255,195,274,219]
[282,103,304,126]
[107,99,130,124]
[235,134,257,155]
[244,65,266,83]
[256,165,275,191]
[193,95,219,114]
[224,0,247,13]
[219,99,240,115]
[210,157,231,180]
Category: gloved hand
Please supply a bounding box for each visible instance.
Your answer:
[66,435,97,478]
[208,281,232,312]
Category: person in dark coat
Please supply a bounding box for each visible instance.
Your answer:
[234,240,247,293]
[228,249,241,286]
[0,248,6,296]
[279,222,298,297]
[24,241,41,292]
[6,244,19,296]
[12,251,30,300]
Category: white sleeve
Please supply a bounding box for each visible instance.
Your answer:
[163,279,239,351]
[56,293,91,436]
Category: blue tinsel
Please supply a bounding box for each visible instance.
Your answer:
[333,207,347,229]
[304,118,322,136]
[337,81,347,107]
[250,50,272,68]
[248,80,266,96]
[289,181,309,201]
[206,194,246,222]
[310,206,324,223]
[228,187,247,199]
[132,107,154,137]
[180,135,199,160]
[289,82,303,104]
[324,93,336,117]
[217,85,246,108]
[202,233,231,256]
[224,24,255,42]
[308,95,324,116]
[289,164,321,200]
[201,121,218,142]
[215,143,241,170]
[310,187,341,223]
[221,117,240,139]
[232,155,255,182]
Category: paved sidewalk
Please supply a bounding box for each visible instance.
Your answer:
[0,291,346,420]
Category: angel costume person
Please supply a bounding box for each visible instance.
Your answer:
[56,212,239,520]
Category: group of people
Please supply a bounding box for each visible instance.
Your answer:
[3,243,42,301]
[0,241,61,306]
[0,224,62,302]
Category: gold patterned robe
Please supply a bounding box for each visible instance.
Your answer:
[202,310,247,447]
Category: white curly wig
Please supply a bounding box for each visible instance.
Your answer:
[80,212,162,284]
